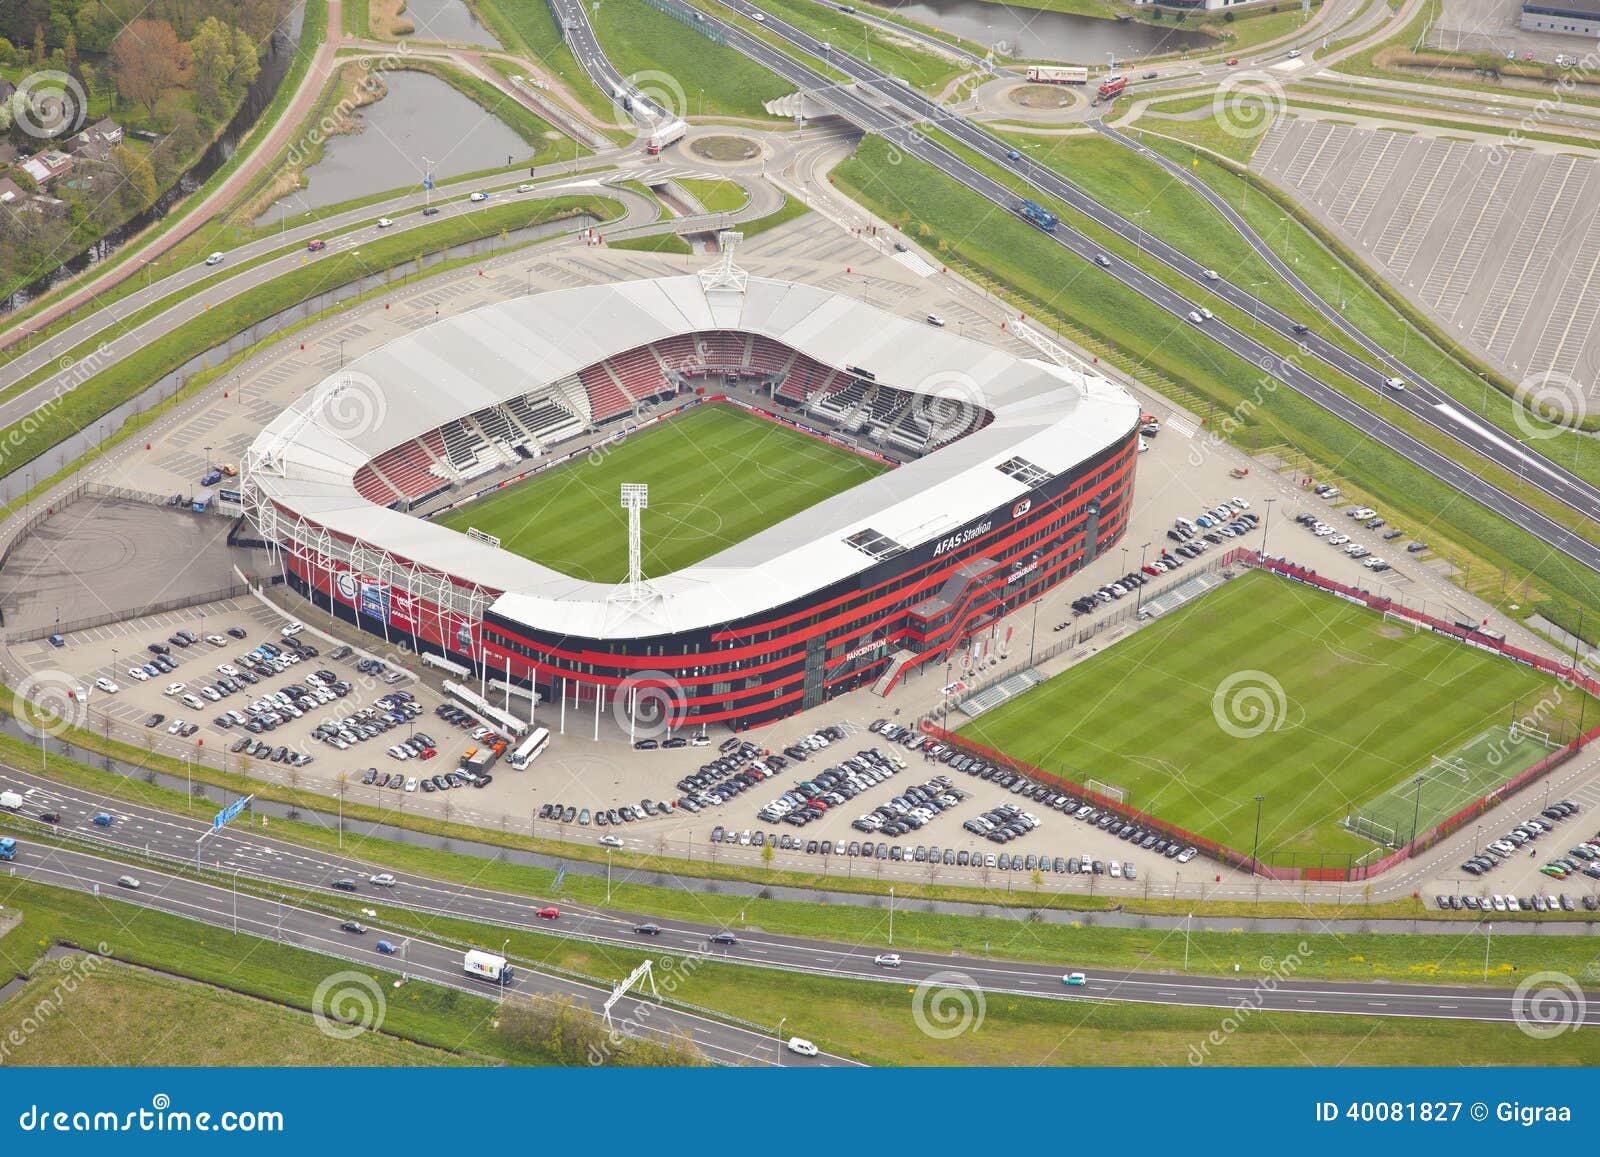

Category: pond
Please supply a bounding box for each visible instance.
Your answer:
[399,0,501,48]
[862,0,1208,63]
[256,70,531,221]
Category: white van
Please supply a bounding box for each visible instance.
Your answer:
[786,1037,819,1057]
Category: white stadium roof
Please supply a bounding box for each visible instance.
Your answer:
[246,274,1139,639]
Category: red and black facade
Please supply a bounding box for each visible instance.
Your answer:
[281,425,1138,731]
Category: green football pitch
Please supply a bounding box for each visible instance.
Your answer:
[436,404,888,582]
[960,570,1583,863]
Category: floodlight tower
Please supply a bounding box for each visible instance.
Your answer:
[621,483,648,602]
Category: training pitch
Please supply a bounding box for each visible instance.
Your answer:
[960,570,1582,862]
[436,404,888,582]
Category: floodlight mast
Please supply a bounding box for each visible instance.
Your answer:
[621,483,648,602]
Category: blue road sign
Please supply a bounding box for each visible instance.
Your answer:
[213,794,255,831]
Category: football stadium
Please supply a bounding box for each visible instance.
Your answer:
[242,266,1141,732]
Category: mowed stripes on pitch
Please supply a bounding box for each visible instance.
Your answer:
[437,404,888,583]
[961,572,1576,859]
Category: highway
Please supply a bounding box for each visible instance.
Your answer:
[556,0,1600,572]
[7,831,851,1067]
[5,768,1597,1029]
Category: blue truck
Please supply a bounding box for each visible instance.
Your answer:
[1017,199,1058,232]
[0,837,16,861]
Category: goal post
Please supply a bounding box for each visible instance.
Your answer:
[1087,779,1127,805]
[1344,812,1397,848]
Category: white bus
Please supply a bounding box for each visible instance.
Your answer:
[508,726,552,770]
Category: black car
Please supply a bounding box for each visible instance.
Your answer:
[708,931,737,945]
[226,627,248,639]
[331,878,359,892]
[144,713,165,728]
[39,811,60,824]
[634,923,663,936]
[422,205,441,216]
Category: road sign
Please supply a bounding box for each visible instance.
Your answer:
[213,794,254,831]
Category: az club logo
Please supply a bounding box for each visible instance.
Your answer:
[336,571,358,602]
[1012,499,1032,518]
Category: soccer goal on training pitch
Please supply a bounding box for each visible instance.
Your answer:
[1087,779,1127,805]
[1344,812,1398,848]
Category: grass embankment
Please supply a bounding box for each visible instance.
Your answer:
[0,195,620,478]
[590,0,790,118]
[0,0,330,344]
[611,233,696,253]
[833,135,1600,637]
[677,177,750,213]
[437,403,885,579]
[0,957,463,1066]
[747,0,968,93]
[962,570,1581,860]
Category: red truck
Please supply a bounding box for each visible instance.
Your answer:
[1095,74,1127,103]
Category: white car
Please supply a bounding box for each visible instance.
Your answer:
[94,677,120,694]
[518,183,535,192]
[369,873,397,887]
[1109,861,1122,878]
[404,777,418,792]
[785,1037,819,1057]
[1199,307,1214,320]
[469,191,488,202]
[873,953,901,968]
[163,682,186,696]
[599,835,623,848]
[181,694,205,711]
[376,217,395,228]
[1348,507,1375,520]
[116,875,141,889]
[388,745,411,760]
[1328,534,1350,546]
[280,622,304,638]
[126,667,150,681]
[218,664,239,677]
[200,686,222,702]
[1201,269,1219,281]
[204,252,224,266]
[205,634,229,646]
[926,313,945,327]
[1314,525,1333,537]
[1287,48,1302,58]
[166,719,186,734]
[1384,376,1407,391]
[1187,310,1205,324]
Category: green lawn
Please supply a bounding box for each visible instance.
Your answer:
[589,0,791,118]
[677,177,749,213]
[437,403,887,580]
[961,570,1582,863]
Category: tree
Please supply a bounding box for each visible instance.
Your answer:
[109,19,181,116]
[111,144,157,212]
[32,23,44,65]
[760,842,775,872]
[1030,868,1044,891]
[188,17,257,121]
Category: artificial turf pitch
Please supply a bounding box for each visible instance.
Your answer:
[436,403,888,582]
[959,570,1578,862]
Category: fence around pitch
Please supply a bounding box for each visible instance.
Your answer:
[920,552,1600,882]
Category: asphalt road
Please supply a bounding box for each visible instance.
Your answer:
[6,768,1597,1028]
[6,834,849,1068]
[576,0,1600,572]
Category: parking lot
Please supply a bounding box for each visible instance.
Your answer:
[1253,117,1600,404]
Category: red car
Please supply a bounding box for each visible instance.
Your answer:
[536,906,559,919]
[1227,57,1239,65]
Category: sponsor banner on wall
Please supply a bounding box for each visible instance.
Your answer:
[359,581,389,620]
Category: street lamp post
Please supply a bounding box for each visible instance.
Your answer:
[1250,794,1265,875]
[1183,911,1192,971]
[1133,542,1150,616]
[889,886,895,945]
[775,1016,788,1066]
[1028,598,1041,666]
[1260,497,1275,560]
[1482,923,1492,981]
[1410,775,1424,845]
